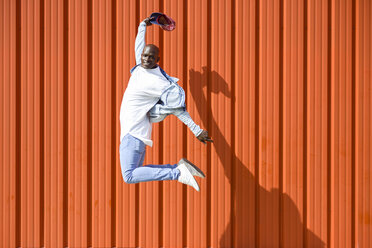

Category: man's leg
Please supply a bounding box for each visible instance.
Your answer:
[119,134,180,183]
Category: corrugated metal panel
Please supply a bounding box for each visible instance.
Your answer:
[68,0,90,246]
[44,0,66,246]
[307,0,330,247]
[259,0,281,247]
[0,1,17,247]
[209,1,233,247]
[116,2,137,248]
[234,0,257,247]
[356,1,372,248]
[331,0,354,247]
[20,0,42,247]
[282,0,304,247]
[1,0,371,247]
[187,1,209,248]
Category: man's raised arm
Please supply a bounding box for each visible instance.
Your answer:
[135,17,153,65]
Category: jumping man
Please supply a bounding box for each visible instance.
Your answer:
[119,16,212,191]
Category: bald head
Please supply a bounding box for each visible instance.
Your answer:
[141,44,160,69]
[144,44,160,54]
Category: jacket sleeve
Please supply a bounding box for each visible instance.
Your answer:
[135,22,147,65]
[173,109,203,137]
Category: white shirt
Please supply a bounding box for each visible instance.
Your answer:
[120,65,170,146]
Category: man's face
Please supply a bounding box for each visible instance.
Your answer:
[141,46,160,69]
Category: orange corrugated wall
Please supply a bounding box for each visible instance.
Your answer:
[0,0,371,247]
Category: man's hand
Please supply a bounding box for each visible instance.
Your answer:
[197,130,213,145]
[143,17,154,26]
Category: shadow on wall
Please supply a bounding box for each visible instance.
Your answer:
[188,67,325,247]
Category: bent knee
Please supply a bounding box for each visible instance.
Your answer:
[123,171,136,184]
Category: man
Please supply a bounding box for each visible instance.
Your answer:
[119,16,212,191]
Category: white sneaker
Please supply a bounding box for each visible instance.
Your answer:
[177,163,200,192]
[178,158,206,178]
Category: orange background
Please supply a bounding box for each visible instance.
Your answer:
[1,0,371,247]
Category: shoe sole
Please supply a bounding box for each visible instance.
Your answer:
[178,164,200,191]
[180,158,206,178]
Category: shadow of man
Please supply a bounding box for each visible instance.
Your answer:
[189,67,325,247]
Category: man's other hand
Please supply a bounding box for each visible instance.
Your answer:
[144,17,154,26]
[197,130,213,145]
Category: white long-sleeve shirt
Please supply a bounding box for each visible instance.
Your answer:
[120,66,169,146]
[119,21,202,146]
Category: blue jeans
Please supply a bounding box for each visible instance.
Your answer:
[119,134,180,183]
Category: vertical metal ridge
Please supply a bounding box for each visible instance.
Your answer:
[9,1,18,245]
[278,0,284,246]
[39,0,45,245]
[206,0,212,246]
[0,1,3,244]
[303,0,309,247]
[0,0,2,240]
[134,182,139,248]
[327,0,332,246]
[62,0,69,246]
[15,0,21,246]
[110,0,117,246]
[355,2,372,247]
[254,0,260,246]
[20,0,29,244]
[87,0,93,246]
[67,0,74,242]
[351,0,356,246]
[230,0,236,246]
[330,0,354,246]
[355,0,362,245]
[354,1,361,246]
